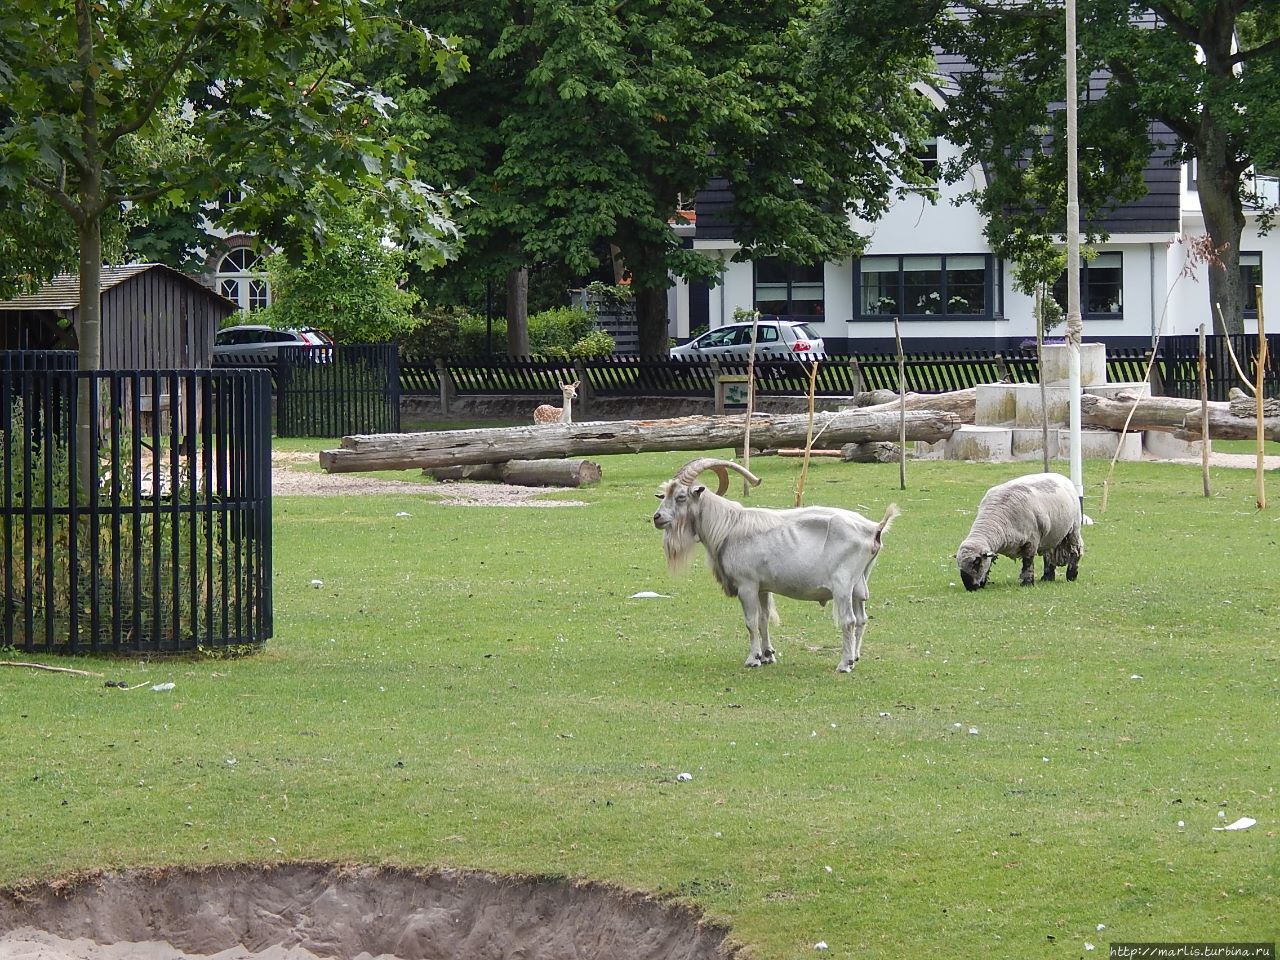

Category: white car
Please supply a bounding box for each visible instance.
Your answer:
[671,320,825,361]
[213,324,333,360]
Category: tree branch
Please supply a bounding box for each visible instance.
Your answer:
[1232,33,1280,65]
[113,173,203,208]
[1147,1,1202,47]
[1106,56,1197,142]
[101,2,217,152]
[29,176,85,224]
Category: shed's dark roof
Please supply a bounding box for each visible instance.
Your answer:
[0,263,233,312]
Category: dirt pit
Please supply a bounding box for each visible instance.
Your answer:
[0,862,736,960]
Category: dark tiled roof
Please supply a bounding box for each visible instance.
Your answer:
[0,263,226,311]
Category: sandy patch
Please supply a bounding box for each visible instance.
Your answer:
[270,453,586,506]
[0,863,734,960]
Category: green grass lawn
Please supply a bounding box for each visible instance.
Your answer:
[2,450,1276,959]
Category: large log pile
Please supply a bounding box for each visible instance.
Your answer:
[320,410,962,473]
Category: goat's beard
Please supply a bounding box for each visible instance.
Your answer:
[662,517,699,575]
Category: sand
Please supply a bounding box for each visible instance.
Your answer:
[0,863,735,960]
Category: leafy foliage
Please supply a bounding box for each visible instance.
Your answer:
[256,200,421,345]
[820,0,1280,335]
[387,0,933,353]
[0,0,464,357]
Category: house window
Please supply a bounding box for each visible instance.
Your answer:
[1053,252,1123,318]
[856,254,995,319]
[1242,252,1261,318]
[754,258,825,317]
[216,248,270,311]
[917,136,939,176]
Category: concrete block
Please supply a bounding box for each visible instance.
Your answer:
[912,438,948,460]
[1014,383,1074,428]
[1143,430,1210,460]
[1085,381,1152,400]
[1057,428,1142,461]
[1041,342,1107,386]
[946,425,1012,462]
[1011,427,1059,461]
[975,383,1018,426]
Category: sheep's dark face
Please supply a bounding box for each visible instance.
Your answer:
[957,547,995,591]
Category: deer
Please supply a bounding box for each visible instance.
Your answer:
[533,381,580,425]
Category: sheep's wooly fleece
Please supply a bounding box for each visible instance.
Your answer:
[0,863,735,960]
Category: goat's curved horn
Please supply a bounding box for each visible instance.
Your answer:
[673,457,761,495]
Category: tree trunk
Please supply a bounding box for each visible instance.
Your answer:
[505,265,530,357]
[857,388,977,421]
[73,0,103,497]
[840,441,900,463]
[1197,122,1247,336]
[427,459,603,487]
[75,216,102,497]
[320,409,963,473]
[634,281,669,356]
[1180,406,1280,443]
[1079,392,1225,432]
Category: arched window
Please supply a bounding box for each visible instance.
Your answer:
[216,248,270,311]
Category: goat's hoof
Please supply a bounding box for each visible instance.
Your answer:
[1019,578,1035,587]
[836,661,854,673]
[760,649,777,664]
[1066,568,1079,581]
[744,657,763,668]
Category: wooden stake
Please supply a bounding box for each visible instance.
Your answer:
[894,317,906,491]
[742,310,761,497]
[794,361,821,507]
[1256,289,1267,510]
[1199,323,1210,497]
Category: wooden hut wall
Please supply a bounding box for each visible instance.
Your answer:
[0,312,71,350]
[100,271,228,370]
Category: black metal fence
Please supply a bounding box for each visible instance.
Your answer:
[215,344,401,437]
[402,339,1277,402]
[276,344,400,437]
[1,360,272,654]
[1158,333,1280,401]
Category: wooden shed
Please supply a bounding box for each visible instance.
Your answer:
[0,263,236,366]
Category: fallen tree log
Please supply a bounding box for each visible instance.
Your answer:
[320,411,962,473]
[1080,393,1226,432]
[426,459,602,487]
[855,388,977,422]
[1178,407,1280,443]
[840,441,900,463]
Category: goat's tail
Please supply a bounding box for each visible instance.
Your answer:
[874,503,901,548]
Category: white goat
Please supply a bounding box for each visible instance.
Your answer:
[533,381,579,425]
[653,457,899,673]
[956,472,1084,590]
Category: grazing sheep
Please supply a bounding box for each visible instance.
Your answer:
[956,472,1084,590]
[533,382,579,424]
[653,457,899,672]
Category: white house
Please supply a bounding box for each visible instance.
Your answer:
[671,80,1278,353]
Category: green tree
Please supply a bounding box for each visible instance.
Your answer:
[258,200,420,344]
[820,0,1280,336]
[392,0,932,355]
[0,0,461,372]
[1,0,462,486]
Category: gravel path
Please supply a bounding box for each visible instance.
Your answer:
[270,453,588,506]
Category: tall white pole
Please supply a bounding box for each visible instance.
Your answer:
[1065,0,1084,505]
